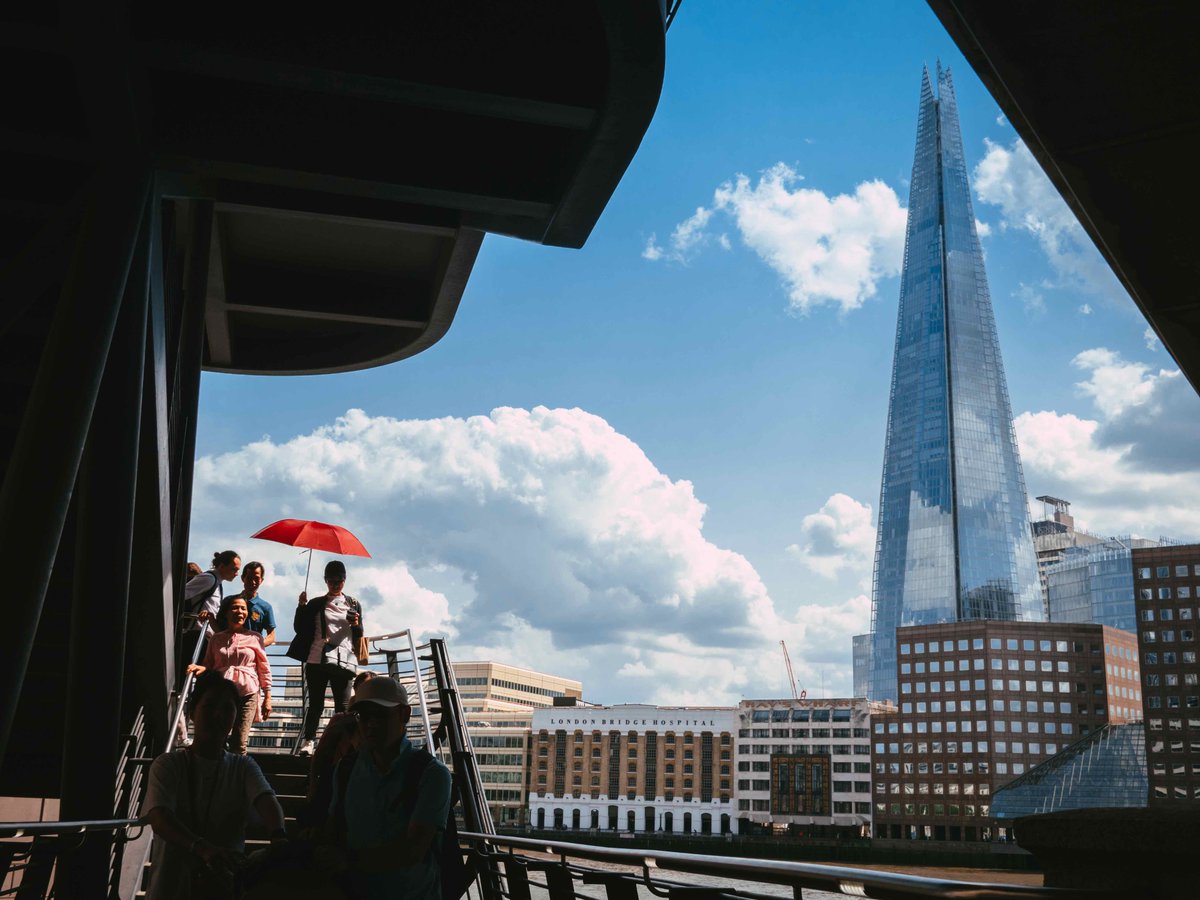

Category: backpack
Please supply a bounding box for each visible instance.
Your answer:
[334,748,474,900]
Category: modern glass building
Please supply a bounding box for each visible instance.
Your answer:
[991,723,1148,819]
[1045,538,1164,632]
[867,67,1042,701]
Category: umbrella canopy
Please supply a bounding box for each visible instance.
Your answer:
[251,519,370,557]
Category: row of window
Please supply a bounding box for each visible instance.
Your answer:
[1147,718,1200,732]
[877,803,991,818]
[740,727,870,738]
[737,799,871,814]
[738,744,869,755]
[1145,696,1200,710]
[738,779,869,793]
[880,719,1072,740]
[879,782,991,795]
[1137,565,1200,580]
[1143,651,1195,666]
[1141,629,1196,644]
[747,708,854,723]
[900,638,1093,655]
[901,679,1089,695]
[537,731,731,744]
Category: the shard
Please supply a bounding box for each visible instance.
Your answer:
[867,66,1043,702]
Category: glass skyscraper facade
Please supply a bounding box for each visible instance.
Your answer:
[868,67,1042,701]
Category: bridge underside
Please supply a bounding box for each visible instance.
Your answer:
[0,0,665,815]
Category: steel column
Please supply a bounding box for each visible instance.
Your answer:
[169,202,212,589]
[129,193,181,743]
[56,194,151,900]
[0,165,151,765]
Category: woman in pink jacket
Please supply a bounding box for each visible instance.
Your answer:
[188,596,272,753]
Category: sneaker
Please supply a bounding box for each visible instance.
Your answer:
[297,739,315,757]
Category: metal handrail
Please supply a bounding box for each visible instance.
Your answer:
[0,819,142,839]
[249,629,442,754]
[458,831,1116,900]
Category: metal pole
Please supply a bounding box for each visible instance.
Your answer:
[57,193,151,900]
[0,164,151,765]
[407,630,436,750]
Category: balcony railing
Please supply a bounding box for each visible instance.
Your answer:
[458,831,1115,900]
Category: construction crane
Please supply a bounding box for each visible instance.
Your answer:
[780,640,799,700]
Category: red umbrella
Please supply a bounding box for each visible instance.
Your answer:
[250,518,370,594]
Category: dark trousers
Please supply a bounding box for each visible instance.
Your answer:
[303,662,353,740]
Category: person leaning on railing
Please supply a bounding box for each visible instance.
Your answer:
[288,559,367,757]
[141,671,287,899]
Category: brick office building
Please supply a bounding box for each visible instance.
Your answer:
[1132,543,1200,805]
[872,620,1142,842]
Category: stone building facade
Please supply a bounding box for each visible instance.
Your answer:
[529,705,738,834]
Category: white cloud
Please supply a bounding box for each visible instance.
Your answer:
[787,493,875,584]
[641,206,715,263]
[646,163,907,315]
[1016,282,1046,317]
[995,112,1008,127]
[641,236,663,261]
[190,407,869,703]
[1144,327,1160,352]
[1078,303,1092,316]
[973,138,1126,300]
[975,219,992,239]
[1016,348,1200,538]
[1072,347,1158,418]
[714,165,907,314]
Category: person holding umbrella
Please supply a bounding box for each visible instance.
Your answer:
[288,559,366,757]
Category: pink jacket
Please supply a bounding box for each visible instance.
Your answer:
[202,630,272,721]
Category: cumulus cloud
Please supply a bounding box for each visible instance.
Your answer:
[975,219,992,239]
[1144,327,1160,352]
[641,206,715,263]
[645,163,907,315]
[190,407,866,703]
[1078,303,1092,316]
[787,493,875,584]
[1015,349,1200,537]
[974,138,1126,301]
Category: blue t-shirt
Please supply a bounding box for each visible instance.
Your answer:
[332,739,452,900]
[245,596,276,636]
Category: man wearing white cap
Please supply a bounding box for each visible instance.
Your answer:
[328,676,452,900]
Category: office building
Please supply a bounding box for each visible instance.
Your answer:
[871,620,1141,842]
[867,66,1042,701]
[453,661,583,826]
[528,704,739,834]
[453,661,582,711]
[1132,544,1200,805]
[1031,496,1106,616]
[736,698,891,836]
[1046,536,1165,632]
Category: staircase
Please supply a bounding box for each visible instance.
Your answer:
[251,752,311,844]
[127,634,493,898]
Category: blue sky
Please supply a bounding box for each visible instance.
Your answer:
[190,3,1199,704]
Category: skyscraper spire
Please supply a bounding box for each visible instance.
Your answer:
[866,69,1042,702]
